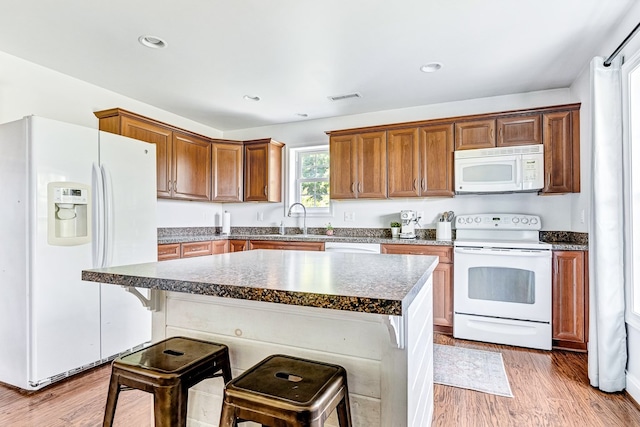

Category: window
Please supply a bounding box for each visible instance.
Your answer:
[623,51,640,326]
[287,145,331,216]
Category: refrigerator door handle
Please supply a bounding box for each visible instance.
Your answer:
[101,164,114,268]
[92,163,105,268]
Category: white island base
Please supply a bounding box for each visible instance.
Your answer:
[151,277,433,427]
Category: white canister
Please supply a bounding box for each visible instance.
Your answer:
[436,221,452,241]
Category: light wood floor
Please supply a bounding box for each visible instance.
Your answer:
[1,334,639,426]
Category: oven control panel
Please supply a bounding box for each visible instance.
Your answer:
[455,213,542,230]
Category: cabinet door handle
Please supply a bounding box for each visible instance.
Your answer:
[168,180,172,191]
[264,185,268,196]
[421,178,426,191]
[490,128,494,140]
[413,179,418,190]
[351,182,355,193]
[498,128,503,144]
[237,187,240,197]
[358,182,362,192]
[174,180,177,191]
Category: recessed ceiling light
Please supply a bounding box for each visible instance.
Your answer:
[243,95,261,101]
[420,62,443,73]
[296,113,308,118]
[138,35,167,49]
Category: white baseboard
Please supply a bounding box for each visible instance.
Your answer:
[627,370,640,406]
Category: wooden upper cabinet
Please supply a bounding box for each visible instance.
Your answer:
[329,134,358,199]
[329,131,386,199]
[387,128,420,198]
[171,132,211,201]
[111,114,173,198]
[497,114,542,146]
[95,108,216,201]
[212,142,243,202]
[542,110,580,194]
[455,119,496,150]
[387,125,453,198]
[244,139,284,202]
[420,124,454,196]
[356,132,387,198]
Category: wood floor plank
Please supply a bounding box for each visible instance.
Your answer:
[433,334,640,427]
[1,335,639,426]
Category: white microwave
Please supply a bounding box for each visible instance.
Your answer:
[454,144,544,194]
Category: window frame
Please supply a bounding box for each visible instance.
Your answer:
[285,144,333,218]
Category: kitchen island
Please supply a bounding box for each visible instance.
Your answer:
[82,250,438,427]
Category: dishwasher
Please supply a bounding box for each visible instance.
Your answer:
[324,241,381,254]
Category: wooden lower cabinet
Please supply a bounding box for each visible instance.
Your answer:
[158,240,228,261]
[249,240,325,251]
[158,243,180,261]
[212,240,229,254]
[229,239,248,252]
[380,244,453,334]
[552,250,589,351]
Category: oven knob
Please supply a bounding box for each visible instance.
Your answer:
[521,217,529,224]
[512,217,520,223]
[457,217,465,224]
[466,217,473,224]
[474,217,481,223]
[530,217,539,225]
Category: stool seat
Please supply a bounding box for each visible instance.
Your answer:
[220,354,352,427]
[103,336,232,427]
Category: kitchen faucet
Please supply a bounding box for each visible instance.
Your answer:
[287,203,307,235]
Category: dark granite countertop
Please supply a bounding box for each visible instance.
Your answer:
[82,250,439,316]
[157,229,588,251]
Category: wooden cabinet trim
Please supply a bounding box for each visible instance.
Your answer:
[325,103,580,136]
[95,108,229,143]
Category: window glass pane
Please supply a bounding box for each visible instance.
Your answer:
[468,267,535,304]
[300,152,329,179]
[300,181,330,208]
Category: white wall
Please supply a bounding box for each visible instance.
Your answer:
[222,89,583,231]
[0,51,226,228]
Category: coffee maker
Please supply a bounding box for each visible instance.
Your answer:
[400,210,421,239]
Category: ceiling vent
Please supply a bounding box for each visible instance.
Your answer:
[328,92,362,102]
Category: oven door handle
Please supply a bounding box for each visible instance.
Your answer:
[454,247,551,257]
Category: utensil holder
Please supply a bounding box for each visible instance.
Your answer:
[436,221,452,241]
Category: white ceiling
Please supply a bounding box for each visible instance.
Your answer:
[0,1,635,131]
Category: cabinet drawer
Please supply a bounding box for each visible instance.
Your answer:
[380,244,452,263]
[181,241,213,258]
[158,243,180,261]
[249,240,325,251]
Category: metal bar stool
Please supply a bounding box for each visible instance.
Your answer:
[103,336,232,427]
[219,354,352,427]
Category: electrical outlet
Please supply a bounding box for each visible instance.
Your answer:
[344,212,355,221]
[257,211,264,221]
[580,209,585,224]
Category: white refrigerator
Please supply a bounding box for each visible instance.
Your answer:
[0,116,156,390]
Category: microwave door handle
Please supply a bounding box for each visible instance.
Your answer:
[516,157,523,187]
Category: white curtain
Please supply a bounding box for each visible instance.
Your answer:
[588,56,627,392]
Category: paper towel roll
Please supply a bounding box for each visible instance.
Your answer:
[222,211,231,235]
